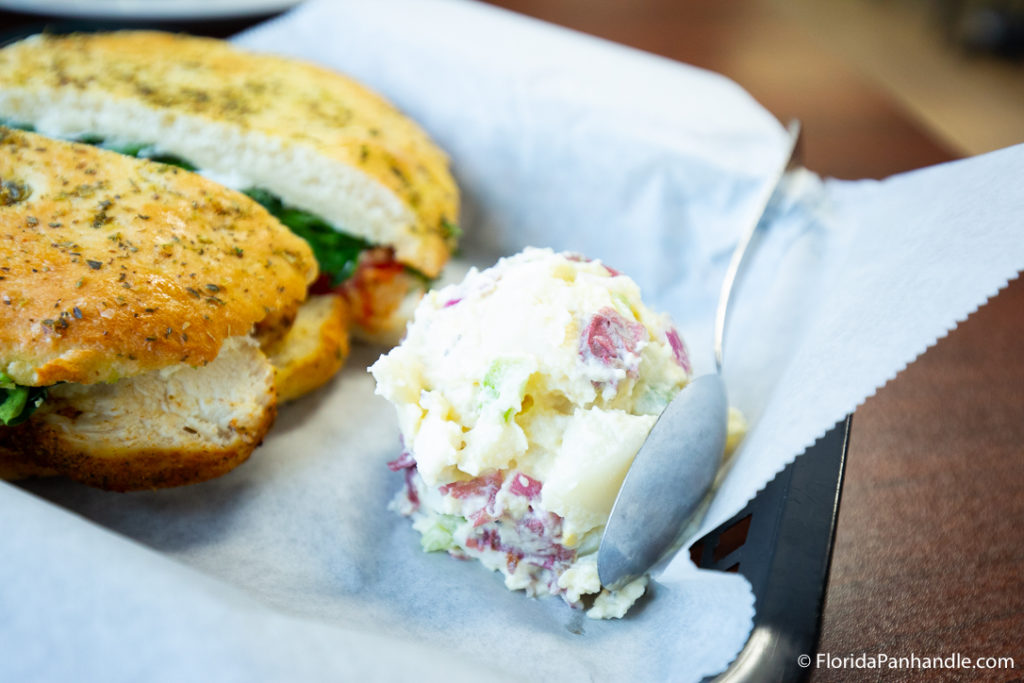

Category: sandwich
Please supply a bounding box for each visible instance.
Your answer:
[0,30,460,353]
[0,126,319,490]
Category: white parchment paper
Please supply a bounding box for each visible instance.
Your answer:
[2,1,1022,681]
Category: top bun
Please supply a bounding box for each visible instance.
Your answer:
[0,127,316,387]
[0,31,459,277]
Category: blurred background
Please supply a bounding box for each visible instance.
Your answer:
[2,0,1021,174]
[776,0,1024,158]
[483,0,1024,178]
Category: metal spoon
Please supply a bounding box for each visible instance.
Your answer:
[597,120,803,590]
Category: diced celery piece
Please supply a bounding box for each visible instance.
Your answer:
[419,514,462,552]
[481,357,535,422]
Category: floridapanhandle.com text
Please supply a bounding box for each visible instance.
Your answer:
[797,652,1015,672]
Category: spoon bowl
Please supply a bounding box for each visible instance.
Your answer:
[597,374,727,589]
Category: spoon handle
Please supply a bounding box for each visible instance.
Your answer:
[713,120,803,371]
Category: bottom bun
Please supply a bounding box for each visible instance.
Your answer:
[268,293,351,402]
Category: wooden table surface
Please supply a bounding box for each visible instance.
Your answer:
[482,1,1024,680]
[1,2,1020,680]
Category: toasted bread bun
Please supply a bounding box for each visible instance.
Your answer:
[0,31,459,279]
[0,444,57,480]
[268,293,350,402]
[0,127,316,387]
[0,336,275,491]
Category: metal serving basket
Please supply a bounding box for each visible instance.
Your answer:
[698,418,850,682]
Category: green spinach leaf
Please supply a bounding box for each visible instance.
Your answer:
[244,188,371,286]
[0,372,47,427]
